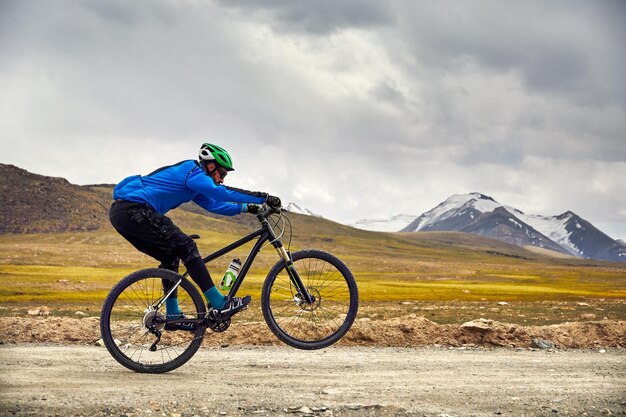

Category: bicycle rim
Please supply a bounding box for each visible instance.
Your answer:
[263,250,358,349]
[101,269,206,373]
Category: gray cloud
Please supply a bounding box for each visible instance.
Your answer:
[393,1,626,106]
[1,0,625,240]
[215,0,395,35]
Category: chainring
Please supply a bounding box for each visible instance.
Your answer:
[206,312,231,332]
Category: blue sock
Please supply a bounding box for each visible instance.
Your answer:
[204,287,226,309]
[165,298,182,318]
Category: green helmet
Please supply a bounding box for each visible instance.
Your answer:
[198,143,234,171]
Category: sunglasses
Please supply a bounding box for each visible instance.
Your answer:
[217,168,228,179]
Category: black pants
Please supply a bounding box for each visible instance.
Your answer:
[109,200,214,295]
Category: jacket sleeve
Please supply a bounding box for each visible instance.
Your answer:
[185,167,267,204]
[192,194,243,216]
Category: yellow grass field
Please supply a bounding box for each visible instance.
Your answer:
[1,213,625,325]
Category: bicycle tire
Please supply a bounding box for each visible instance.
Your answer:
[261,249,358,350]
[100,268,207,373]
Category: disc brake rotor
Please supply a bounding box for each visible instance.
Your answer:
[295,288,322,311]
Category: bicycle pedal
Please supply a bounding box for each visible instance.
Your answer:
[206,309,229,321]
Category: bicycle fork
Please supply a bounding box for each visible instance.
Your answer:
[274,244,316,305]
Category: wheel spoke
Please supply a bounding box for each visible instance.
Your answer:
[101,270,206,373]
[265,251,358,347]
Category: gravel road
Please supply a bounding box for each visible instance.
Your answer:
[0,345,624,416]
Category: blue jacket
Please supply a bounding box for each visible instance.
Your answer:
[113,160,267,215]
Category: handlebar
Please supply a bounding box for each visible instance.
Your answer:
[256,204,291,248]
[256,204,283,221]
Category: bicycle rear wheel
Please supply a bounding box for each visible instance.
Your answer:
[100,268,207,373]
[261,249,359,350]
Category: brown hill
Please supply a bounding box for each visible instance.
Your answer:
[0,164,280,235]
[0,164,109,233]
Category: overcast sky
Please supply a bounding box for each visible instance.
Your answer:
[1,0,625,240]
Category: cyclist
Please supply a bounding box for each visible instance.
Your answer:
[109,143,281,325]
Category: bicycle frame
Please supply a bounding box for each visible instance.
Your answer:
[179,211,315,305]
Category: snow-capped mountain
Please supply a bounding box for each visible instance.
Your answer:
[284,202,321,218]
[350,214,418,232]
[401,193,568,255]
[400,193,626,263]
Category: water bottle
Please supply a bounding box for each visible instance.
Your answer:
[219,258,242,290]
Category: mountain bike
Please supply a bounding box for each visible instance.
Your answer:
[100,205,359,373]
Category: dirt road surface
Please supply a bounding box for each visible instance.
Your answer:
[0,345,624,416]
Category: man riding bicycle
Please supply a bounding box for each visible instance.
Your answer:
[109,143,281,325]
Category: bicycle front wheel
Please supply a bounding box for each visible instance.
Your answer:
[261,249,359,350]
[100,268,207,373]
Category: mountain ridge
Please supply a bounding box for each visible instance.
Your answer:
[0,164,109,233]
[0,164,320,235]
[2,164,624,263]
[350,214,419,232]
[350,192,625,262]
[399,193,626,263]
[284,202,321,217]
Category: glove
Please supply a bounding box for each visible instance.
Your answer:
[246,203,262,214]
[266,195,282,208]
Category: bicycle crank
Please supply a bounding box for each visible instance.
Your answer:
[205,310,231,332]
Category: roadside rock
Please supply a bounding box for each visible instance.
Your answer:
[532,338,556,350]
[1,315,625,348]
[286,406,314,414]
[96,338,121,347]
[26,306,52,316]
[461,318,493,332]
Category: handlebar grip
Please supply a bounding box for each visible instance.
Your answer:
[256,204,283,220]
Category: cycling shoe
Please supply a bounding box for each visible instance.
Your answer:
[211,296,251,319]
